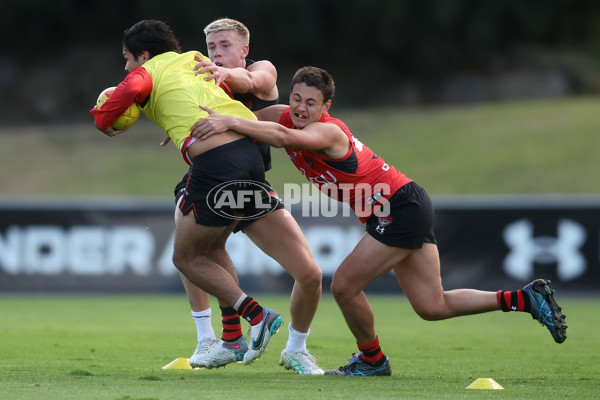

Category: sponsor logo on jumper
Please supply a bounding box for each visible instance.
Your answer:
[299,168,338,187]
[368,191,384,205]
[207,180,278,220]
[289,151,302,164]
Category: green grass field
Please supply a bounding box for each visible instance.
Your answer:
[1,97,599,399]
[0,294,598,399]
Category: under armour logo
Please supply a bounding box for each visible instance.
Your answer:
[503,218,586,281]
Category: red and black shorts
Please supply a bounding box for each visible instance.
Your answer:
[365,181,437,249]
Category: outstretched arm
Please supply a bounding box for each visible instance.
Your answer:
[190,105,286,146]
[194,56,277,97]
[190,105,348,156]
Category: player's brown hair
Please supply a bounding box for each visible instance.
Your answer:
[291,67,336,102]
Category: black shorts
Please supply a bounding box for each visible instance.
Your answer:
[176,137,283,229]
[365,181,437,249]
[257,141,272,171]
[173,141,272,197]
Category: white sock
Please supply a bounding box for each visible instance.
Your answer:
[285,324,309,353]
[191,309,215,341]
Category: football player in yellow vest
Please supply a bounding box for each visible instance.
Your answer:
[91,19,288,367]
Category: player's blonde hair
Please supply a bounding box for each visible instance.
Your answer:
[204,18,250,45]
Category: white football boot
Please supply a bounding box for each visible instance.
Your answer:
[243,308,283,365]
[195,336,249,369]
[279,349,324,375]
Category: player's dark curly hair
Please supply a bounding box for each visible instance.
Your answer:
[122,20,182,60]
[291,66,335,102]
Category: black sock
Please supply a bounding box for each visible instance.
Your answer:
[236,296,263,323]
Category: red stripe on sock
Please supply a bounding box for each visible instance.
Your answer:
[496,290,503,309]
[241,302,257,318]
[221,314,242,341]
[357,336,384,364]
[517,289,525,312]
[221,329,242,341]
[249,310,264,326]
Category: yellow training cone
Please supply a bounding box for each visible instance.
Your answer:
[466,378,504,390]
[162,357,192,370]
